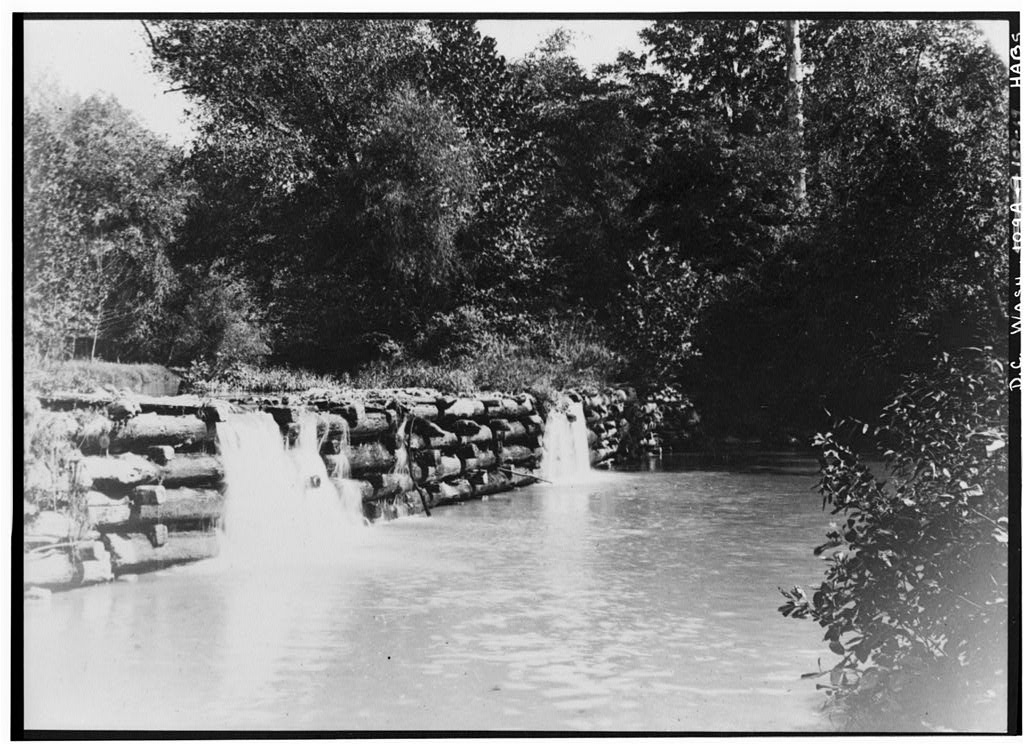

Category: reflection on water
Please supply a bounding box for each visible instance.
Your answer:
[25,455,844,732]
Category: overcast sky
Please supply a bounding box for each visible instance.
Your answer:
[23,18,1012,146]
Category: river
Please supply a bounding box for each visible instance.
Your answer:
[23,454,839,732]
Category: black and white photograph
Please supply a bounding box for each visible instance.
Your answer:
[16,8,1020,736]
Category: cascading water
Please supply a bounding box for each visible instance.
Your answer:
[539,399,592,484]
[216,411,364,567]
[321,415,368,524]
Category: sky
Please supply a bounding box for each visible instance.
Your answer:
[22,18,1013,147]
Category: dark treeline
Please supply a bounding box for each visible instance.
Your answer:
[23,19,1009,435]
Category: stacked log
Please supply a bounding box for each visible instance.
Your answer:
[25,383,701,588]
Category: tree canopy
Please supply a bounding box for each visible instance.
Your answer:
[23,18,1009,431]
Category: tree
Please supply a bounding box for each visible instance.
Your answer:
[356,84,480,333]
[23,92,189,362]
[147,19,531,368]
[624,19,1009,433]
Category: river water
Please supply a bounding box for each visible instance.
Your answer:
[24,455,840,732]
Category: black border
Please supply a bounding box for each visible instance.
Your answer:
[13,10,1023,740]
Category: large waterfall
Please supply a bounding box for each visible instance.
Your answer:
[539,399,592,484]
[216,411,365,567]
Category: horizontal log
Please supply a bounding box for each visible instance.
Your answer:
[590,448,616,465]
[133,488,224,526]
[316,413,351,443]
[444,398,486,420]
[451,419,482,436]
[24,551,76,587]
[409,431,457,450]
[405,402,440,421]
[141,395,231,418]
[327,442,396,477]
[79,413,212,455]
[410,418,449,438]
[484,397,534,419]
[457,445,496,473]
[38,392,235,419]
[349,411,391,441]
[80,454,160,492]
[86,492,131,526]
[433,479,474,505]
[411,456,461,483]
[500,445,536,466]
[469,470,512,496]
[39,391,114,410]
[497,421,536,445]
[160,453,224,488]
[414,448,445,467]
[131,485,166,506]
[106,530,220,574]
[459,425,493,447]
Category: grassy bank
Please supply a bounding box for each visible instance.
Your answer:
[24,357,182,396]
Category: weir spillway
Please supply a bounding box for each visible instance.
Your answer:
[24,386,700,588]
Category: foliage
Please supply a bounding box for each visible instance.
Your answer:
[168,267,271,375]
[357,83,480,327]
[638,19,1010,432]
[180,362,345,394]
[616,244,722,382]
[352,312,622,395]
[779,348,1009,731]
[23,91,189,361]
[20,19,1009,445]
[146,19,530,366]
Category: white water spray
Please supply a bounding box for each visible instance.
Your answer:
[539,399,592,484]
[216,411,364,567]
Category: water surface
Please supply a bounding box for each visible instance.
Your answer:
[24,455,838,732]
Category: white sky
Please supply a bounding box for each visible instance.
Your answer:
[22,18,1013,146]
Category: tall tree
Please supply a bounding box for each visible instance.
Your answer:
[23,92,189,361]
[146,19,488,366]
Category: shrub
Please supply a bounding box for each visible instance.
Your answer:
[170,269,271,375]
[358,311,622,395]
[180,362,345,394]
[779,348,1009,731]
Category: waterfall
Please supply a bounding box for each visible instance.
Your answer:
[216,411,364,567]
[539,399,592,484]
[322,414,367,524]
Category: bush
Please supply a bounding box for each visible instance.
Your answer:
[170,269,271,375]
[180,362,345,394]
[357,311,623,395]
[779,348,1009,731]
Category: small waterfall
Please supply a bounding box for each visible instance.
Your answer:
[322,415,367,523]
[540,399,592,484]
[217,411,364,567]
[393,416,411,481]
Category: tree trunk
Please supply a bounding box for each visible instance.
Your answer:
[786,20,807,207]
